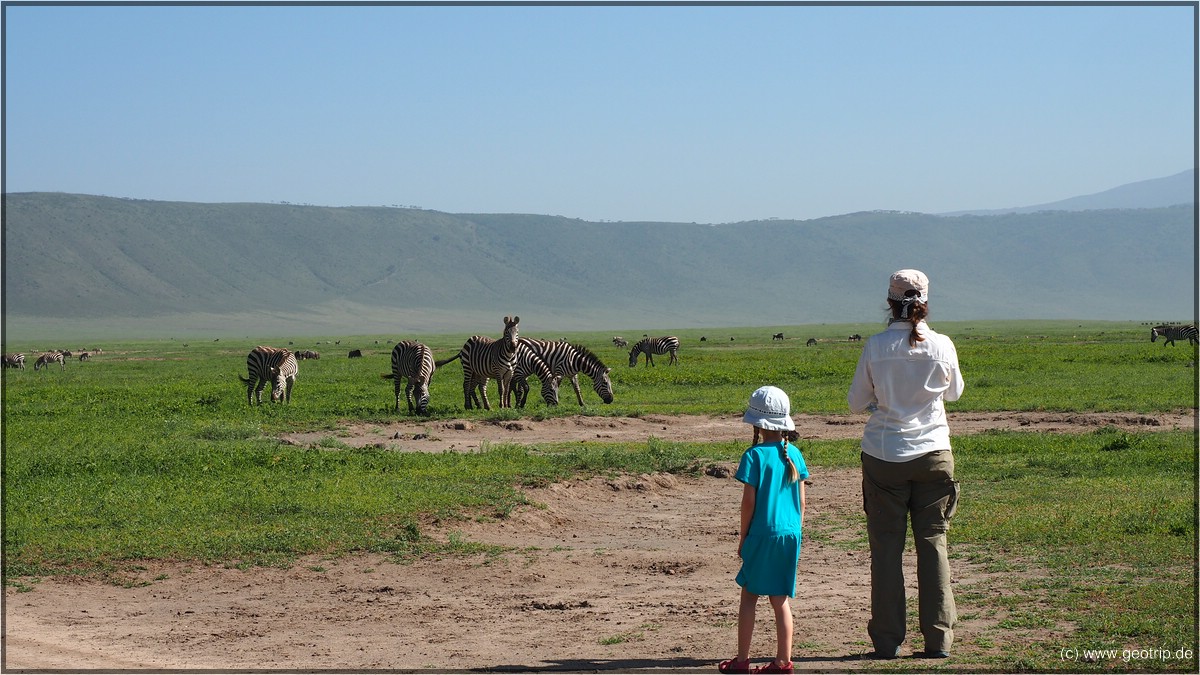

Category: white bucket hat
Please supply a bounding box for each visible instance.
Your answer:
[743,385,796,431]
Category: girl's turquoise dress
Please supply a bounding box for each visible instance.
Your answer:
[735,441,809,597]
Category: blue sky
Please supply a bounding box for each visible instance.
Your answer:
[3,2,1194,223]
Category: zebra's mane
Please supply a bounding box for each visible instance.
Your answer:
[254,345,290,353]
[571,343,607,370]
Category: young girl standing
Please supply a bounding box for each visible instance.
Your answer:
[719,386,809,675]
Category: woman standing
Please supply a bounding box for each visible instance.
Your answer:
[847,269,964,660]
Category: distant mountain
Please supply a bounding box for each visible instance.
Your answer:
[2,192,1195,338]
[942,169,1195,216]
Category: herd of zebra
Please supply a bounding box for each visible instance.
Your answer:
[13,323,1194,413]
[2,348,101,371]
[238,318,684,414]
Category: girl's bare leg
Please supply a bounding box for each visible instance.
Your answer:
[769,595,793,665]
[737,588,758,660]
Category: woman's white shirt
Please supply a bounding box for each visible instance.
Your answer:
[847,321,964,462]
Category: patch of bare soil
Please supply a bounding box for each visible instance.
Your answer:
[275,410,1196,453]
[5,412,1194,672]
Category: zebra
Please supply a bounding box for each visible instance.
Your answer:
[437,316,521,410]
[772,333,785,341]
[806,338,817,347]
[33,351,65,371]
[510,343,562,408]
[380,341,437,415]
[628,336,680,367]
[3,353,25,369]
[1151,324,1198,347]
[612,336,628,348]
[239,346,298,404]
[519,338,614,406]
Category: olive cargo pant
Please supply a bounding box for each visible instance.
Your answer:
[861,450,959,656]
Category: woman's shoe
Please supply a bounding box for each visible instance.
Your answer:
[718,657,752,674]
[754,660,794,674]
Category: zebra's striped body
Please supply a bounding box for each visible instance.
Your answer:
[381,341,436,415]
[511,343,561,408]
[33,351,65,371]
[3,353,25,369]
[520,338,614,405]
[239,346,298,404]
[439,316,521,410]
[628,336,680,367]
[1151,325,1198,347]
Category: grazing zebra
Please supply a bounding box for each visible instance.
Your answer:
[806,338,817,347]
[3,353,25,369]
[612,337,628,348]
[520,338,614,406]
[772,333,785,341]
[33,351,65,371]
[1151,324,1199,347]
[628,336,680,367]
[437,316,521,410]
[380,341,436,415]
[510,343,561,408]
[239,346,298,405]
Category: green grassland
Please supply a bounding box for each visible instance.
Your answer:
[4,319,1197,671]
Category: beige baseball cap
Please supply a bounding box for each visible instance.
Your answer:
[888,269,929,303]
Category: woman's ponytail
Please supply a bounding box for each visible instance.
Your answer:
[779,441,799,484]
[888,296,929,347]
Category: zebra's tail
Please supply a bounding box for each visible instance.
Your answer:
[380,373,395,380]
[238,374,252,384]
[435,352,462,367]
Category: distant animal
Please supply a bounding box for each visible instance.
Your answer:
[772,333,784,341]
[806,338,817,347]
[437,315,521,410]
[612,337,628,348]
[33,351,65,371]
[296,350,320,360]
[3,353,25,369]
[629,336,680,367]
[520,338,614,406]
[700,336,707,342]
[239,346,298,405]
[347,349,363,358]
[510,343,561,408]
[849,334,863,342]
[78,352,90,361]
[1151,324,1198,347]
[380,340,436,415]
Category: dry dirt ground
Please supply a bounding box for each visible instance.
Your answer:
[5,411,1194,672]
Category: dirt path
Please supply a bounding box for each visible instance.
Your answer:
[5,411,1194,671]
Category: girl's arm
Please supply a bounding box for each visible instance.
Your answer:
[738,483,756,558]
[799,480,806,523]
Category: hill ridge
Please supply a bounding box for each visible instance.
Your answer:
[3,192,1195,337]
